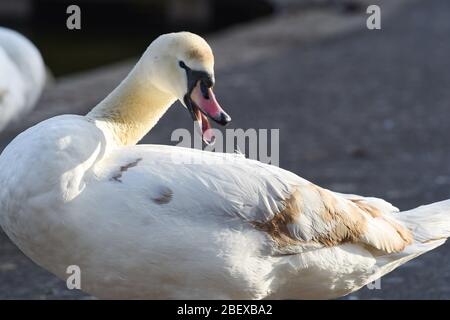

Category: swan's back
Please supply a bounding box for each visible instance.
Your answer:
[0,27,46,130]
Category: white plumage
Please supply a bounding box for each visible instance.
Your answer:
[0,32,449,299]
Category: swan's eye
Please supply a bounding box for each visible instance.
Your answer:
[179,61,188,69]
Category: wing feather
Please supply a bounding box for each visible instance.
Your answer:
[102,145,412,255]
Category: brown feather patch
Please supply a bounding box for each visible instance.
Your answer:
[350,199,383,218]
[252,189,303,248]
[313,185,368,246]
[251,184,413,253]
[253,185,368,249]
[349,199,413,251]
[152,187,173,205]
[110,158,143,183]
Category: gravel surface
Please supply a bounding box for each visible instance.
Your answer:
[1,0,450,299]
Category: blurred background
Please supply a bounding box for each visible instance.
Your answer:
[0,0,274,76]
[1,0,450,299]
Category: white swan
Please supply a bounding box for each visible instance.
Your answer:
[0,27,46,131]
[1,32,450,299]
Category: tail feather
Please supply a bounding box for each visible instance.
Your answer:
[368,201,450,284]
[399,199,450,244]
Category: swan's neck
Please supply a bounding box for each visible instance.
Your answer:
[87,62,176,146]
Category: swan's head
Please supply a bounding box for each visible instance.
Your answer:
[145,32,231,144]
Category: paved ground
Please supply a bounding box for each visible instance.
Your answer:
[1,0,450,299]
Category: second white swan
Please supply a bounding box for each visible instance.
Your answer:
[0,27,46,131]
